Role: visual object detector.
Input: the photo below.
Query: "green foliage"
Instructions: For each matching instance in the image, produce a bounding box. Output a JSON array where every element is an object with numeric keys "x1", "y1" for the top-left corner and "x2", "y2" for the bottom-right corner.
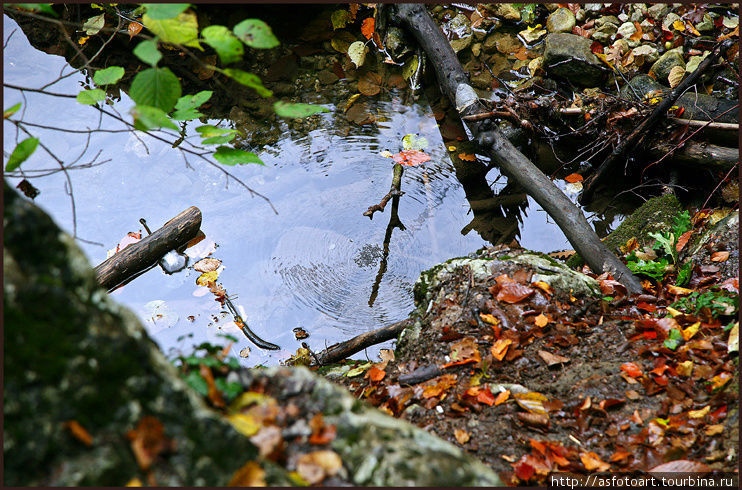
[
  {"x1": 221, "y1": 68, "x2": 273, "y2": 97},
  {"x1": 201, "y1": 25, "x2": 244, "y2": 65},
  {"x1": 5, "y1": 137, "x2": 39, "y2": 171},
  {"x1": 7, "y1": 3, "x2": 57, "y2": 16},
  {"x1": 671, "y1": 290, "x2": 739, "y2": 318},
  {"x1": 76, "y1": 88, "x2": 106, "y2": 105},
  {"x1": 142, "y1": 3, "x2": 190, "y2": 20},
  {"x1": 130, "y1": 105, "x2": 178, "y2": 131},
  {"x1": 518, "y1": 4, "x2": 538, "y2": 25},
  {"x1": 4, "y1": 103, "x2": 22, "y2": 119},
  {"x1": 214, "y1": 146, "x2": 264, "y2": 166},
  {"x1": 663, "y1": 328, "x2": 683, "y2": 350},
  {"x1": 171, "y1": 90, "x2": 212, "y2": 120},
  {"x1": 233, "y1": 19, "x2": 280, "y2": 49},
  {"x1": 129, "y1": 67, "x2": 182, "y2": 112},
  {"x1": 174, "y1": 339, "x2": 243, "y2": 402},
  {"x1": 196, "y1": 125, "x2": 238, "y2": 145},
  {"x1": 82, "y1": 13, "x2": 105, "y2": 35},
  {"x1": 676, "y1": 261, "x2": 693, "y2": 287},
  {"x1": 331, "y1": 9, "x2": 350, "y2": 29},
  {"x1": 626, "y1": 256, "x2": 672, "y2": 281},
  {"x1": 133, "y1": 39, "x2": 162, "y2": 66},
  {"x1": 626, "y1": 210, "x2": 694, "y2": 282},
  {"x1": 93, "y1": 66, "x2": 124, "y2": 85},
  {"x1": 143, "y1": 10, "x2": 201, "y2": 48},
  {"x1": 273, "y1": 101, "x2": 329, "y2": 118}
]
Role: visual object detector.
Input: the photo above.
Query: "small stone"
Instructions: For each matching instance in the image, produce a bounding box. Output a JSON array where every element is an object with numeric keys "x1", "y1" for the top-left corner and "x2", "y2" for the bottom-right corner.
[
  {"x1": 520, "y1": 26, "x2": 547, "y2": 45},
  {"x1": 482, "y1": 33, "x2": 499, "y2": 54},
  {"x1": 632, "y1": 44, "x2": 659, "y2": 64},
  {"x1": 450, "y1": 35, "x2": 473, "y2": 53},
  {"x1": 543, "y1": 33, "x2": 608, "y2": 87},
  {"x1": 617, "y1": 21, "x2": 637, "y2": 39},
  {"x1": 612, "y1": 38, "x2": 630, "y2": 54},
  {"x1": 591, "y1": 23, "x2": 618, "y2": 44},
  {"x1": 318, "y1": 70, "x2": 339, "y2": 85},
  {"x1": 685, "y1": 52, "x2": 710, "y2": 74},
  {"x1": 546, "y1": 8, "x2": 576, "y2": 33},
  {"x1": 575, "y1": 8, "x2": 586, "y2": 22},
  {"x1": 696, "y1": 14, "x2": 714, "y2": 32},
  {"x1": 470, "y1": 69, "x2": 493, "y2": 90},
  {"x1": 595, "y1": 15, "x2": 620, "y2": 27},
  {"x1": 471, "y1": 42, "x2": 482, "y2": 57},
  {"x1": 488, "y1": 3, "x2": 521, "y2": 21},
  {"x1": 583, "y1": 3, "x2": 603, "y2": 15},
  {"x1": 661, "y1": 12, "x2": 682, "y2": 31},
  {"x1": 649, "y1": 48, "x2": 685, "y2": 82},
  {"x1": 618, "y1": 12, "x2": 629, "y2": 22},
  {"x1": 647, "y1": 3, "x2": 670, "y2": 20}
]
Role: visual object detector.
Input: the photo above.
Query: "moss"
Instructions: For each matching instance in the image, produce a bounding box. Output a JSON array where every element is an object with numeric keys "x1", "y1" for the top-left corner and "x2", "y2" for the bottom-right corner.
[{"x1": 567, "y1": 193, "x2": 682, "y2": 268}]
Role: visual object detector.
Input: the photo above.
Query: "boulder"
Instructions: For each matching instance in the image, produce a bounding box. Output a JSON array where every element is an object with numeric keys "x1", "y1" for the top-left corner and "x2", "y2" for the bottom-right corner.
[
  {"x1": 542, "y1": 33, "x2": 609, "y2": 87},
  {"x1": 3, "y1": 182, "x2": 503, "y2": 486}
]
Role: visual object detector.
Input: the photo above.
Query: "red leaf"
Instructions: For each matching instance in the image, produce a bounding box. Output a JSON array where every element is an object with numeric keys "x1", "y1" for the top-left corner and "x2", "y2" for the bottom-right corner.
[
  {"x1": 676, "y1": 230, "x2": 692, "y2": 252},
  {"x1": 636, "y1": 301, "x2": 657, "y2": 312},
  {"x1": 476, "y1": 388, "x2": 496, "y2": 406},
  {"x1": 564, "y1": 173, "x2": 583, "y2": 183},
  {"x1": 496, "y1": 283, "x2": 535, "y2": 303},
  {"x1": 392, "y1": 149, "x2": 431, "y2": 166}
]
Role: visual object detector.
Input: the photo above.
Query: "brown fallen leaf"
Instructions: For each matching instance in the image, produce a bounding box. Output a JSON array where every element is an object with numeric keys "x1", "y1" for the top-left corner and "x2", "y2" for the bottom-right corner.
[
  {"x1": 517, "y1": 412, "x2": 549, "y2": 427},
  {"x1": 581, "y1": 451, "x2": 610, "y2": 471},
  {"x1": 490, "y1": 338, "x2": 512, "y2": 361},
  {"x1": 537, "y1": 349, "x2": 570, "y2": 366},
  {"x1": 497, "y1": 282, "x2": 535, "y2": 303},
  {"x1": 296, "y1": 450, "x2": 343, "y2": 485},
  {"x1": 249, "y1": 425, "x2": 283, "y2": 458},
  {"x1": 711, "y1": 251, "x2": 730, "y2": 262},
  {"x1": 126, "y1": 416, "x2": 173, "y2": 471}
]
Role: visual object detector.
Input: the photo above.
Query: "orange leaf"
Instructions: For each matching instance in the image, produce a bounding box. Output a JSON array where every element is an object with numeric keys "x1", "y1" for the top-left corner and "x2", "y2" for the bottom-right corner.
[
  {"x1": 309, "y1": 424, "x2": 337, "y2": 445},
  {"x1": 580, "y1": 451, "x2": 610, "y2": 471},
  {"x1": 361, "y1": 17, "x2": 375, "y2": 40},
  {"x1": 564, "y1": 173, "x2": 584, "y2": 183},
  {"x1": 534, "y1": 313, "x2": 549, "y2": 327},
  {"x1": 128, "y1": 21, "x2": 143, "y2": 38},
  {"x1": 494, "y1": 389, "x2": 510, "y2": 405},
  {"x1": 476, "y1": 387, "x2": 496, "y2": 406},
  {"x1": 610, "y1": 451, "x2": 632, "y2": 462},
  {"x1": 126, "y1": 416, "x2": 172, "y2": 471},
  {"x1": 620, "y1": 362, "x2": 643, "y2": 378},
  {"x1": 367, "y1": 366, "x2": 386, "y2": 382},
  {"x1": 676, "y1": 230, "x2": 692, "y2": 252},
  {"x1": 454, "y1": 428, "x2": 470, "y2": 444},
  {"x1": 629, "y1": 21, "x2": 643, "y2": 41},
  {"x1": 422, "y1": 374, "x2": 457, "y2": 399},
  {"x1": 200, "y1": 364, "x2": 225, "y2": 408},
  {"x1": 497, "y1": 282, "x2": 535, "y2": 303},
  {"x1": 711, "y1": 251, "x2": 729, "y2": 262},
  {"x1": 441, "y1": 358, "x2": 477, "y2": 369},
  {"x1": 392, "y1": 149, "x2": 431, "y2": 166},
  {"x1": 533, "y1": 281, "x2": 553, "y2": 295},
  {"x1": 458, "y1": 153, "x2": 476, "y2": 161},
  {"x1": 63, "y1": 420, "x2": 93, "y2": 446},
  {"x1": 491, "y1": 339, "x2": 512, "y2": 361}
]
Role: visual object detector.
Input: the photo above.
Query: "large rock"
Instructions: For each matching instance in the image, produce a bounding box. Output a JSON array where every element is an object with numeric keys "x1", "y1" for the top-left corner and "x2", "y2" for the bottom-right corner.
[
  {"x1": 546, "y1": 7, "x2": 576, "y2": 33},
  {"x1": 649, "y1": 48, "x2": 685, "y2": 82},
  {"x1": 3, "y1": 182, "x2": 502, "y2": 486},
  {"x1": 542, "y1": 33, "x2": 609, "y2": 87}
]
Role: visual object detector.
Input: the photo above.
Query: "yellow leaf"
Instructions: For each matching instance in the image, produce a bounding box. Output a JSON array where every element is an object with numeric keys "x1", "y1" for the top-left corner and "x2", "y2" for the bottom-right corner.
[
  {"x1": 668, "y1": 65, "x2": 685, "y2": 88},
  {"x1": 229, "y1": 460, "x2": 267, "y2": 486},
  {"x1": 676, "y1": 360, "x2": 693, "y2": 377},
  {"x1": 126, "y1": 478, "x2": 143, "y2": 487},
  {"x1": 667, "y1": 284, "x2": 694, "y2": 295},
  {"x1": 78, "y1": 36, "x2": 90, "y2": 45},
  {"x1": 688, "y1": 406, "x2": 710, "y2": 419},
  {"x1": 710, "y1": 372, "x2": 732, "y2": 390},
  {"x1": 666, "y1": 307, "x2": 682, "y2": 317},
  {"x1": 681, "y1": 321, "x2": 700, "y2": 340},
  {"x1": 344, "y1": 93, "x2": 361, "y2": 113},
  {"x1": 226, "y1": 413, "x2": 261, "y2": 437},
  {"x1": 672, "y1": 20, "x2": 686, "y2": 31},
  {"x1": 196, "y1": 270, "x2": 218, "y2": 286},
  {"x1": 705, "y1": 424, "x2": 724, "y2": 436},
  {"x1": 454, "y1": 428, "x2": 470, "y2": 444},
  {"x1": 534, "y1": 313, "x2": 549, "y2": 328},
  {"x1": 479, "y1": 313, "x2": 499, "y2": 325},
  {"x1": 229, "y1": 391, "x2": 274, "y2": 412},
  {"x1": 513, "y1": 392, "x2": 548, "y2": 415},
  {"x1": 490, "y1": 339, "x2": 512, "y2": 361}
]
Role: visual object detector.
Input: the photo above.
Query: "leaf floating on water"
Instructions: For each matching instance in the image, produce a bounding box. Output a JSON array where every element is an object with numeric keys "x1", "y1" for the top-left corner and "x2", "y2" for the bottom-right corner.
[
  {"x1": 401, "y1": 133, "x2": 428, "y2": 151},
  {"x1": 196, "y1": 270, "x2": 219, "y2": 286},
  {"x1": 564, "y1": 173, "x2": 583, "y2": 183},
  {"x1": 193, "y1": 257, "x2": 221, "y2": 273},
  {"x1": 391, "y1": 149, "x2": 431, "y2": 166},
  {"x1": 239, "y1": 347, "x2": 250, "y2": 358}
]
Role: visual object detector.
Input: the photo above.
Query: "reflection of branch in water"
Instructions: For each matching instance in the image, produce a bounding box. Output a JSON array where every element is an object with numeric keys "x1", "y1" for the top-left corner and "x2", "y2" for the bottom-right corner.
[{"x1": 368, "y1": 164, "x2": 406, "y2": 307}]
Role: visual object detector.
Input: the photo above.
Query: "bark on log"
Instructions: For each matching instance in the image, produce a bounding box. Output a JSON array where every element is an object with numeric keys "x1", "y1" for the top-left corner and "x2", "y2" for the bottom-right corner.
[
  {"x1": 580, "y1": 39, "x2": 734, "y2": 203},
  {"x1": 649, "y1": 141, "x2": 739, "y2": 171},
  {"x1": 94, "y1": 206, "x2": 202, "y2": 291},
  {"x1": 312, "y1": 319, "x2": 411, "y2": 366},
  {"x1": 391, "y1": 4, "x2": 643, "y2": 294}
]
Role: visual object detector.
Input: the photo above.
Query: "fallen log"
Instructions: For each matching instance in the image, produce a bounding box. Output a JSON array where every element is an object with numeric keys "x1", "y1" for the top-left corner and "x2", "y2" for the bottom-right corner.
[
  {"x1": 580, "y1": 39, "x2": 734, "y2": 203},
  {"x1": 391, "y1": 4, "x2": 642, "y2": 294},
  {"x1": 312, "y1": 319, "x2": 411, "y2": 366},
  {"x1": 94, "y1": 206, "x2": 202, "y2": 291},
  {"x1": 649, "y1": 141, "x2": 739, "y2": 172}
]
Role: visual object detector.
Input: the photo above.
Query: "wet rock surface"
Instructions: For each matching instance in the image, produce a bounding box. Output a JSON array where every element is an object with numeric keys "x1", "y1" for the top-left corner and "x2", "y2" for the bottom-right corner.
[{"x1": 542, "y1": 33, "x2": 609, "y2": 87}]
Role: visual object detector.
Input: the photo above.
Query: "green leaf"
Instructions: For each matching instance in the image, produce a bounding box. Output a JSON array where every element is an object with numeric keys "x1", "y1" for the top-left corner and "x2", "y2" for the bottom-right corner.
[
  {"x1": 5, "y1": 137, "x2": 39, "y2": 171},
  {"x1": 4, "y1": 103, "x2": 22, "y2": 119},
  {"x1": 519, "y1": 4, "x2": 537, "y2": 25},
  {"x1": 649, "y1": 231, "x2": 676, "y2": 262},
  {"x1": 330, "y1": 9, "x2": 350, "y2": 30},
  {"x1": 626, "y1": 257, "x2": 672, "y2": 281},
  {"x1": 222, "y1": 68, "x2": 272, "y2": 97},
  {"x1": 7, "y1": 3, "x2": 57, "y2": 17},
  {"x1": 183, "y1": 371, "x2": 209, "y2": 396},
  {"x1": 213, "y1": 146, "x2": 263, "y2": 166},
  {"x1": 83, "y1": 13, "x2": 105, "y2": 35},
  {"x1": 142, "y1": 11, "x2": 201, "y2": 49},
  {"x1": 195, "y1": 125, "x2": 235, "y2": 137},
  {"x1": 93, "y1": 66, "x2": 124, "y2": 86},
  {"x1": 143, "y1": 3, "x2": 190, "y2": 20},
  {"x1": 273, "y1": 101, "x2": 329, "y2": 118},
  {"x1": 672, "y1": 210, "x2": 691, "y2": 237},
  {"x1": 175, "y1": 91, "x2": 212, "y2": 110},
  {"x1": 170, "y1": 108, "x2": 202, "y2": 121},
  {"x1": 233, "y1": 19, "x2": 279, "y2": 49},
  {"x1": 129, "y1": 67, "x2": 182, "y2": 112},
  {"x1": 133, "y1": 39, "x2": 162, "y2": 66},
  {"x1": 402, "y1": 133, "x2": 429, "y2": 151},
  {"x1": 201, "y1": 25, "x2": 244, "y2": 65},
  {"x1": 676, "y1": 261, "x2": 693, "y2": 287},
  {"x1": 663, "y1": 328, "x2": 683, "y2": 350},
  {"x1": 202, "y1": 134, "x2": 236, "y2": 145},
  {"x1": 130, "y1": 104, "x2": 178, "y2": 131},
  {"x1": 76, "y1": 88, "x2": 106, "y2": 105}
]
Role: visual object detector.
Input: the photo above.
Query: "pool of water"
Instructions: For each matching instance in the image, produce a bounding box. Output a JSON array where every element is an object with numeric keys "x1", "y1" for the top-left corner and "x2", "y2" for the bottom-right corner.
[{"x1": 4, "y1": 14, "x2": 581, "y2": 365}]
